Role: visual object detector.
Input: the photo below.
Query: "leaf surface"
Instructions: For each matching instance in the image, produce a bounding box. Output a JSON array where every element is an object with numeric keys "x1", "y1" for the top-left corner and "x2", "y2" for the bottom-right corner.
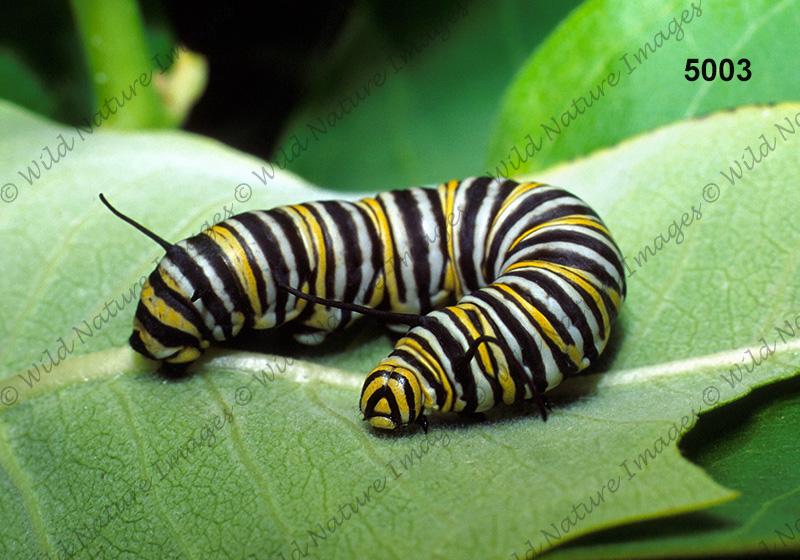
[{"x1": 488, "y1": 0, "x2": 800, "y2": 175}]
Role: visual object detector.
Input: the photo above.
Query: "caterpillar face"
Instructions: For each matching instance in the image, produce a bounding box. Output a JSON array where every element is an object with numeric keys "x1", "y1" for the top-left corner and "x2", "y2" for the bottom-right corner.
[
  {"x1": 360, "y1": 365, "x2": 426, "y2": 430},
  {"x1": 129, "y1": 244, "x2": 246, "y2": 367}
]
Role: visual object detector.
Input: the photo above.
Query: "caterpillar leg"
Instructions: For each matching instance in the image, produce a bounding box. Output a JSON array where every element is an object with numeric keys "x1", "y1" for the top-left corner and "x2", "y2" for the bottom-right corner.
[
  {"x1": 457, "y1": 411, "x2": 488, "y2": 424},
  {"x1": 158, "y1": 361, "x2": 192, "y2": 379},
  {"x1": 415, "y1": 413, "x2": 429, "y2": 434}
]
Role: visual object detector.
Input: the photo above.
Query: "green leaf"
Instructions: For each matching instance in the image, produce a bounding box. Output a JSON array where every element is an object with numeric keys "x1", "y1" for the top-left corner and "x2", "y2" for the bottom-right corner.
[
  {"x1": 2, "y1": 100, "x2": 800, "y2": 559},
  {"x1": 488, "y1": 0, "x2": 800, "y2": 175},
  {"x1": 0, "y1": 48, "x2": 56, "y2": 118},
  {"x1": 544, "y1": 376, "x2": 800, "y2": 559}
]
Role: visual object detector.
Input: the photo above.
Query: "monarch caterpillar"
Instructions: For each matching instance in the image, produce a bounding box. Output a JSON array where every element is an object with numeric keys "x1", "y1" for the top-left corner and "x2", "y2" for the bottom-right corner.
[{"x1": 100, "y1": 177, "x2": 625, "y2": 431}]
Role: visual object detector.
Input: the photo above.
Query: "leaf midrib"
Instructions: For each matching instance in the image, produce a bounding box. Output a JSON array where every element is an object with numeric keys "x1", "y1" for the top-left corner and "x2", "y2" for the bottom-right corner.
[{"x1": 3, "y1": 334, "x2": 800, "y2": 417}]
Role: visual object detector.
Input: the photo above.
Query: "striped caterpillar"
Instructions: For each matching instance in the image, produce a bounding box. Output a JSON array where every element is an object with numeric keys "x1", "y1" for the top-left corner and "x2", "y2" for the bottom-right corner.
[{"x1": 101, "y1": 177, "x2": 626, "y2": 431}]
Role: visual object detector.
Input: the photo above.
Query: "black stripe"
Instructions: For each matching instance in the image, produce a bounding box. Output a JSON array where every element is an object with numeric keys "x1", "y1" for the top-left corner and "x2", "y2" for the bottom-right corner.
[
  {"x1": 437, "y1": 307, "x2": 503, "y2": 413},
  {"x1": 446, "y1": 300, "x2": 531, "y2": 405},
  {"x1": 378, "y1": 191, "x2": 411, "y2": 304},
  {"x1": 165, "y1": 243, "x2": 234, "y2": 339},
  {"x1": 312, "y1": 201, "x2": 364, "y2": 326},
  {"x1": 222, "y1": 215, "x2": 270, "y2": 320},
  {"x1": 485, "y1": 190, "x2": 593, "y2": 268},
  {"x1": 504, "y1": 271, "x2": 600, "y2": 364},
  {"x1": 215, "y1": 220, "x2": 268, "y2": 327},
  {"x1": 186, "y1": 233, "x2": 251, "y2": 335},
  {"x1": 352, "y1": 202, "x2": 385, "y2": 304},
  {"x1": 148, "y1": 268, "x2": 212, "y2": 340},
  {"x1": 265, "y1": 209, "x2": 314, "y2": 324},
  {"x1": 457, "y1": 178, "x2": 495, "y2": 292},
  {"x1": 396, "y1": 369, "x2": 418, "y2": 423},
  {"x1": 363, "y1": 373, "x2": 404, "y2": 427},
  {"x1": 469, "y1": 288, "x2": 551, "y2": 392},
  {"x1": 301, "y1": 203, "x2": 337, "y2": 301},
  {"x1": 392, "y1": 344, "x2": 446, "y2": 408},
  {"x1": 495, "y1": 283, "x2": 581, "y2": 378},
  {"x1": 509, "y1": 227, "x2": 623, "y2": 289},
  {"x1": 133, "y1": 300, "x2": 202, "y2": 351},
  {"x1": 397, "y1": 189, "x2": 434, "y2": 311}
]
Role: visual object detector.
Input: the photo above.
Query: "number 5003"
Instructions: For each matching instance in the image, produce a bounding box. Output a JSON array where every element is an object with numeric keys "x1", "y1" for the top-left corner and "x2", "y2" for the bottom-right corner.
[{"x1": 685, "y1": 58, "x2": 751, "y2": 81}]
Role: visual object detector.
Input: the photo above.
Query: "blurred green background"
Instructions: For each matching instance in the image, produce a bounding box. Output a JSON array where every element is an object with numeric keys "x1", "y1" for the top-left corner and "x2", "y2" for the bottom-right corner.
[
  {"x1": 0, "y1": 0, "x2": 584, "y2": 189},
  {"x1": 4, "y1": 0, "x2": 795, "y2": 194}
]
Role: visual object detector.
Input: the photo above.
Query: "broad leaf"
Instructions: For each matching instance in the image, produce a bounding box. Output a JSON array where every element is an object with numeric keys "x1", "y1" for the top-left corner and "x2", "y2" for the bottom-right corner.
[
  {"x1": 545, "y1": 375, "x2": 800, "y2": 559},
  {"x1": 488, "y1": 0, "x2": 800, "y2": 175},
  {"x1": 1, "y1": 101, "x2": 799, "y2": 559}
]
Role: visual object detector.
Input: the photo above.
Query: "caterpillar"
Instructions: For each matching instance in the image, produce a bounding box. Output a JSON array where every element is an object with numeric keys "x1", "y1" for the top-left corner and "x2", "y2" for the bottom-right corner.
[{"x1": 100, "y1": 177, "x2": 626, "y2": 431}]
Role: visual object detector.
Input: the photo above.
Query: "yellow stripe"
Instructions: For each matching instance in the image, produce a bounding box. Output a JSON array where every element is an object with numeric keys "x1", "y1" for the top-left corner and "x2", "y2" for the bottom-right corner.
[
  {"x1": 373, "y1": 359, "x2": 436, "y2": 409},
  {"x1": 509, "y1": 216, "x2": 609, "y2": 251},
  {"x1": 551, "y1": 263, "x2": 621, "y2": 314},
  {"x1": 288, "y1": 205, "x2": 327, "y2": 297},
  {"x1": 503, "y1": 261, "x2": 621, "y2": 310},
  {"x1": 449, "y1": 306, "x2": 494, "y2": 410},
  {"x1": 134, "y1": 318, "x2": 169, "y2": 355},
  {"x1": 157, "y1": 267, "x2": 183, "y2": 295},
  {"x1": 133, "y1": 319, "x2": 201, "y2": 364},
  {"x1": 400, "y1": 337, "x2": 455, "y2": 411},
  {"x1": 444, "y1": 179, "x2": 459, "y2": 215},
  {"x1": 441, "y1": 180, "x2": 463, "y2": 298},
  {"x1": 387, "y1": 376, "x2": 414, "y2": 423},
  {"x1": 449, "y1": 306, "x2": 492, "y2": 371},
  {"x1": 494, "y1": 283, "x2": 583, "y2": 367},
  {"x1": 450, "y1": 304, "x2": 517, "y2": 404},
  {"x1": 140, "y1": 282, "x2": 204, "y2": 341},
  {"x1": 351, "y1": 200, "x2": 384, "y2": 310},
  {"x1": 281, "y1": 205, "x2": 332, "y2": 325},
  {"x1": 475, "y1": 308, "x2": 516, "y2": 403},
  {"x1": 168, "y1": 347, "x2": 202, "y2": 364},
  {"x1": 359, "y1": 197, "x2": 397, "y2": 307},
  {"x1": 482, "y1": 181, "x2": 543, "y2": 282},
  {"x1": 491, "y1": 182, "x2": 544, "y2": 230},
  {"x1": 204, "y1": 226, "x2": 262, "y2": 318},
  {"x1": 503, "y1": 260, "x2": 619, "y2": 337}
]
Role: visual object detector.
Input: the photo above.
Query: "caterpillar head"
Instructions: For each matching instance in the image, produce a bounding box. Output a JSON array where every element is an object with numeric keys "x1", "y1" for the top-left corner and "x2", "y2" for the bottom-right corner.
[
  {"x1": 129, "y1": 261, "x2": 205, "y2": 369},
  {"x1": 129, "y1": 244, "x2": 249, "y2": 372},
  {"x1": 98, "y1": 195, "x2": 243, "y2": 372},
  {"x1": 360, "y1": 365, "x2": 426, "y2": 431}
]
